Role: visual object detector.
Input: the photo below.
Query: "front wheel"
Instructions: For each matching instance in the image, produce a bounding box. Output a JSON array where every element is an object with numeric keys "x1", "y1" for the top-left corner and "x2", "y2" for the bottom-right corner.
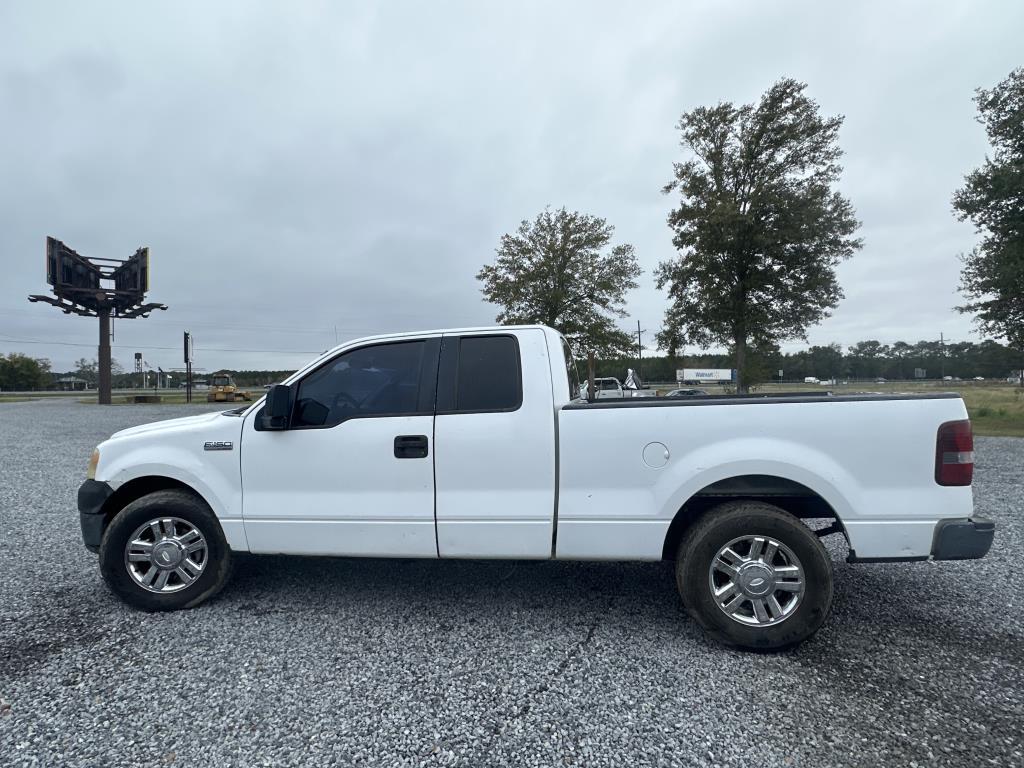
[
  {"x1": 99, "y1": 490, "x2": 233, "y2": 611},
  {"x1": 676, "y1": 501, "x2": 833, "y2": 651}
]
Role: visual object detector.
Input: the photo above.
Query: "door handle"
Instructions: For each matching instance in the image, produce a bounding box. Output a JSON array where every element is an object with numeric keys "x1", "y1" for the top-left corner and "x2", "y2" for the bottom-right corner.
[{"x1": 394, "y1": 434, "x2": 429, "y2": 459}]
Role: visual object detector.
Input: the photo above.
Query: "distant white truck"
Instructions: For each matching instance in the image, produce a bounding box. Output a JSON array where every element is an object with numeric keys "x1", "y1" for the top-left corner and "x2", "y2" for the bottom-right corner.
[
  {"x1": 78, "y1": 325, "x2": 994, "y2": 651},
  {"x1": 578, "y1": 377, "x2": 656, "y2": 399},
  {"x1": 590, "y1": 376, "x2": 624, "y2": 399}
]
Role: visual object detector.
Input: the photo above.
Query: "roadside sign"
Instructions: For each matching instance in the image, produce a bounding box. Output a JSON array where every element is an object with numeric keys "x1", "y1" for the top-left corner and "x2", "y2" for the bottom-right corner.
[{"x1": 677, "y1": 368, "x2": 736, "y2": 383}]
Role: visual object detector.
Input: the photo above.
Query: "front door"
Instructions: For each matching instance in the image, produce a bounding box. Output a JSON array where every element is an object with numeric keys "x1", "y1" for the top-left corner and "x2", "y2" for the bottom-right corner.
[{"x1": 241, "y1": 337, "x2": 440, "y2": 557}]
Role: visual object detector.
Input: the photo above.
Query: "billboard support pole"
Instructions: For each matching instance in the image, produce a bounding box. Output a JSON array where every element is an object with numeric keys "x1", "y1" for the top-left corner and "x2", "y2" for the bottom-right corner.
[{"x1": 98, "y1": 307, "x2": 112, "y2": 405}]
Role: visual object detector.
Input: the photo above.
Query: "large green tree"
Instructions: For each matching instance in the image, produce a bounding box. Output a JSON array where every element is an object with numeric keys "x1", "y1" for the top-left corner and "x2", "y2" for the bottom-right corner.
[
  {"x1": 656, "y1": 78, "x2": 862, "y2": 391},
  {"x1": 477, "y1": 207, "x2": 641, "y2": 356},
  {"x1": 0, "y1": 353, "x2": 52, "y2": 390},
  {"x1": 953, "y1": 67, "x2": 1024, "y2": 384}
]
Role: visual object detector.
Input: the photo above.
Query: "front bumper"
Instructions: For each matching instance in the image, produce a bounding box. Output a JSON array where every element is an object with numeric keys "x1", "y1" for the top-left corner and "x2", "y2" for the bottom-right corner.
[
  {"x1": 931, "y1": 517, "x2": 995, "y2": 561},
  {"x1": 78, "y1": 479, "x2": 114, "y2": 553}
]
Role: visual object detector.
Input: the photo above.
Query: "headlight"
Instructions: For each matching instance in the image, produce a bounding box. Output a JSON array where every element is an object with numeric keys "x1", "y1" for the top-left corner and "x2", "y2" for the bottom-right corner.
[{"x1": 87, "y1": 449, "x2": 100, "y2": 480}]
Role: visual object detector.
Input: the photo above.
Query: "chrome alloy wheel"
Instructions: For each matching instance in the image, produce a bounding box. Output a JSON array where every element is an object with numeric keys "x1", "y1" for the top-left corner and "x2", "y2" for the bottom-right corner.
[
  {"x1": 124, "y1": 517, "x2": 208, "y2": 593},
  {"x1": 708, "y1": 535, "x2": 805, "y2": 626}
]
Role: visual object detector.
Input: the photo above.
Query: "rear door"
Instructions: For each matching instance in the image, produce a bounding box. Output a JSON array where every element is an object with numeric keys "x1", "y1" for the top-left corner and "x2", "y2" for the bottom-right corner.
[{"x1": 433, "y1": 329, "x2": 557, "y2": 558}]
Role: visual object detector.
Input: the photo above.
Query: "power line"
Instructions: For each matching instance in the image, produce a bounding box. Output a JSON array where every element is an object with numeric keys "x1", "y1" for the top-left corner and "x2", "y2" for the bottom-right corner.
[
  {"x1": 0, "y1": 334, "x2": 319, "y2": 356},
  {"x1": 0, "y1": 310, "x2": 372, "y2": 338}
]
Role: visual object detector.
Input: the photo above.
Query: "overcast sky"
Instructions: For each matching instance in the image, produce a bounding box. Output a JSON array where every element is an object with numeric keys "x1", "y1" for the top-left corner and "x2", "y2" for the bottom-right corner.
[{"x1": 2, "y1": 1, "x2": 1021, "y2": 373}]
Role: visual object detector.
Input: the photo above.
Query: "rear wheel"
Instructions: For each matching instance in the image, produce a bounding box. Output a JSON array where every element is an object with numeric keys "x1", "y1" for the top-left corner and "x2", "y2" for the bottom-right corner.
[
  {"x1": 676, "y1": 501, "x2": 833, "y2": 651},
  {"x1": 99, "y1": 490, "x2": 233, "y2": 611}
]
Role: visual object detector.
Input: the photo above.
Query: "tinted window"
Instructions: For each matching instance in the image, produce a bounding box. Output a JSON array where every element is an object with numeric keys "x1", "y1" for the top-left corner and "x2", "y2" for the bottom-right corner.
[
  {"x1": 455, "y1": 335, "x2": 521, "y2": 412},
  {"x1": 292, "y1": 341, "x2": 426, "y2": 427}
]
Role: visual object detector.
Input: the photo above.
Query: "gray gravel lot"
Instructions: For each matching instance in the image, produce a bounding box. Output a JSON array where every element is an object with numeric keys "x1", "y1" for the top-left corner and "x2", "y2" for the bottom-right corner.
[{"x1": 1, "y1": 398, "x2": 1022, "y2": 767}]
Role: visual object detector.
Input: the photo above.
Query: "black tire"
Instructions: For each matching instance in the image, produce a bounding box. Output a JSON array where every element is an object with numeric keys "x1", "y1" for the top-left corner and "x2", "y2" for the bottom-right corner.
[
  {"x1": 99, "y1": 489, "x2": 234, "y2": 612},
  {"x1": 676, "y1": 500, "x2": 833, "y2": 651}
]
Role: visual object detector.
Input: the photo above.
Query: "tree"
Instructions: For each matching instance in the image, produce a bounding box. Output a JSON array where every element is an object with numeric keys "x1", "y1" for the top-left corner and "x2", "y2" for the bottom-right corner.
[
  {"x1": 74, "y1": 357, "x2": 98, "y2": 385},
  {"x1": 889, "y1": 341, "x2": 914, "y2": 379},
  {"x1": 806, "y1": 344, "x2": 844, "y2": 381},
  {"x1": 0, "y1": 353, "x2": 52, "y2": 390},
  {"x1": 656, "y1": 78, "x2": 862, "y2": 391},
  {"x1": 477, "y1": 207, "x2": 641, "y2": 357},
  {"x1": 953, "y1": 68, "x2": 1024, "y2": 385},
  {"x1": 73, "y1": 357, "x2": 123, "y2": 385},
  {"x1": 847, "y1": 340, "x2": 890, "y2": 379},
  {"x1": 731, "y1": 341, "x2": 781, "y2": 389}
]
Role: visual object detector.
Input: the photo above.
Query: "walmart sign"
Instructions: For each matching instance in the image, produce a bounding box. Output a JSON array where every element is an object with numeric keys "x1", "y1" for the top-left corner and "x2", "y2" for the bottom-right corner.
[{"x1": 677, "y1": 368, "x2": 736, "y2": 383}]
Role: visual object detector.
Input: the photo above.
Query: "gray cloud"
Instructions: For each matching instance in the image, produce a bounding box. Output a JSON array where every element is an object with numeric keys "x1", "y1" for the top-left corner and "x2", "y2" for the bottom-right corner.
[{"x1": 1, "y1": 1, "x2": 1021, "y2": 372}]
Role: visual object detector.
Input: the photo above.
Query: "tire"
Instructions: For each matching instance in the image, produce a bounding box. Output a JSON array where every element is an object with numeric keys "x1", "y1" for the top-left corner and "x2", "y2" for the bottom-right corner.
[
  {"x1": 99, "y1": 490, "x2": 234, "y2": 612},
  {"x1": 676, "y1": 500, "x2": 833, "y2": 651}
]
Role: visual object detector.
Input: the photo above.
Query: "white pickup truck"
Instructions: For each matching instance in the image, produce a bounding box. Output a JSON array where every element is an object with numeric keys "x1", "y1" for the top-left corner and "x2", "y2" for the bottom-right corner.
[
  {"x1": 580, "y1": 376, "x2": 625, "y2": 399},
  {"x1": 78, "y1": 325, "x2": 994, "y2": 650}
]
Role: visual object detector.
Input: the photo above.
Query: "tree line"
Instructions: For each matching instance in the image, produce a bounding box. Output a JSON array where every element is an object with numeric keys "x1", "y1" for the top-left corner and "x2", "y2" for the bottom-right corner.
[
  {"x1": 0, "y1": 355, "x2": 298, "y2": 391},
  {"x1": 478, "y1": 70, "x2": 1024, "y2": 390},
  {"x1": 3, "y1": 338, "x2": 1019, "y2": 392},
  {"x1": 596, "y1": 338, "x2": 1022, "y2": 384}
]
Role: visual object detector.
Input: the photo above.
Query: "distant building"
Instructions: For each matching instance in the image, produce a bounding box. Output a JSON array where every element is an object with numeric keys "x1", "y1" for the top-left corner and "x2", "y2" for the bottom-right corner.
[{"x1": 56, "y1": 376, "x2": 89, "y2": 391}]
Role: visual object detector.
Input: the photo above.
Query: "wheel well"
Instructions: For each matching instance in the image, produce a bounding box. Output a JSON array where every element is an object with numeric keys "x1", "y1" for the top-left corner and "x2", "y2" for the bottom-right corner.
[
  {"x1": 100, "y1": 476, "x2": 206, "y2": 527},
  {"x1": 661, "y1": 474, "x2": 842, "y2": 560}
]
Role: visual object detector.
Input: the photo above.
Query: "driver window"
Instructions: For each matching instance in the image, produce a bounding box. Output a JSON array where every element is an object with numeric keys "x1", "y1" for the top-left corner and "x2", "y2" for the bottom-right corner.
[{"x1": 292, "y1": 341, "x2": 426, "y2": 428}]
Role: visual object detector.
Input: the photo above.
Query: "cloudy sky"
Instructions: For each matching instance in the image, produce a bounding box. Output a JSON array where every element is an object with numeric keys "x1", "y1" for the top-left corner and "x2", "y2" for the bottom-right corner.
[{"x1": 1, "y1": 1, "x2": 1021, "y2": 373}]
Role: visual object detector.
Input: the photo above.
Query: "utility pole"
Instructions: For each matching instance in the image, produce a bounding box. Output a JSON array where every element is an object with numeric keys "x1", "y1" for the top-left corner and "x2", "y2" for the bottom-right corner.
[
  {"x1": 940, "y1": 332, "x2": 945, "y2": 379},
  {"x1": 184, "y1": 331, "x2": 194, "y2": 404}
]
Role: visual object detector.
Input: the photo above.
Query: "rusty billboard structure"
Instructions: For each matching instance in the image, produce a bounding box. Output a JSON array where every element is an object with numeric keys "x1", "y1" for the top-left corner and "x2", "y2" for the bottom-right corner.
[{"x1": 28, "y1": 236, "x2": 167, "y2": 404}]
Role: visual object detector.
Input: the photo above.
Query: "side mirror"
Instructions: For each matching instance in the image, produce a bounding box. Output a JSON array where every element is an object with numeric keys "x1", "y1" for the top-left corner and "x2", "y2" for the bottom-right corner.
[{"x1": 261, "y1": 384, "x2": 292, "y2": 430}]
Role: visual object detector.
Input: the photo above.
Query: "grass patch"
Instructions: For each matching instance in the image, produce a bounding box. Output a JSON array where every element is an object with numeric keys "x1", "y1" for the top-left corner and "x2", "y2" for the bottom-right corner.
[
  {"x1": 957, "y1": 386, "x2": 1024, "y2": 437},
  {"x1": 660, "y1": 381, "x2": 1024, "y2": 438}
]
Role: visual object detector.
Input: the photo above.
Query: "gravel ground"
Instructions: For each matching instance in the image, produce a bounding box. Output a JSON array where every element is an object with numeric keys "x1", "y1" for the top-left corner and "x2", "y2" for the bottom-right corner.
[{"x1": 1, "y1": 399, "x2": 1021, "y2": 768}]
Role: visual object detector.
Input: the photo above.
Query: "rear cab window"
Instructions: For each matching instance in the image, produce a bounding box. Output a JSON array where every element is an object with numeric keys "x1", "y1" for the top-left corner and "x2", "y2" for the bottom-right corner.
[{"x1": 437, "y1": 334, "x2": 522, "y2": 413}]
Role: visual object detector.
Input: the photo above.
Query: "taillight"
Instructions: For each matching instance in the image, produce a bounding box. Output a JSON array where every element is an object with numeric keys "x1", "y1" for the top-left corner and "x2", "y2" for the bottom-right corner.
[{"x1": 935, "y1": 420, "x2": 974, "y2": 486}]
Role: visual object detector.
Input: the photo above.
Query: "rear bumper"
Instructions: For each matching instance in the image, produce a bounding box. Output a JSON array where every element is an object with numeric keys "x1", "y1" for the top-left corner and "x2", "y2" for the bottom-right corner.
[
  {"x1": 847, "y1": 517, "x2": 995, "y2": 563},
  {"x1": 78, "y1": 479, "x2": 114, "y2": 553},
  {"x1": 931, "y1": 517, "x2": 995, "y2": 561}
]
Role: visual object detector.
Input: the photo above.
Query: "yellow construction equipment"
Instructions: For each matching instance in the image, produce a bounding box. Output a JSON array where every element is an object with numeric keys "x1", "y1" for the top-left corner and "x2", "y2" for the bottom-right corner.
[{"x1": 206, "y1": 372, "x2": 252, "y2": 403}]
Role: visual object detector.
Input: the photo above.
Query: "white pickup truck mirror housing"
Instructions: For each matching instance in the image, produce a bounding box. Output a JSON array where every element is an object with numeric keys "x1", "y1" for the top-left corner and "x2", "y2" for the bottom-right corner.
[{"x1": 261, "y1": 384, "x2": 292, "y2": 430}]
